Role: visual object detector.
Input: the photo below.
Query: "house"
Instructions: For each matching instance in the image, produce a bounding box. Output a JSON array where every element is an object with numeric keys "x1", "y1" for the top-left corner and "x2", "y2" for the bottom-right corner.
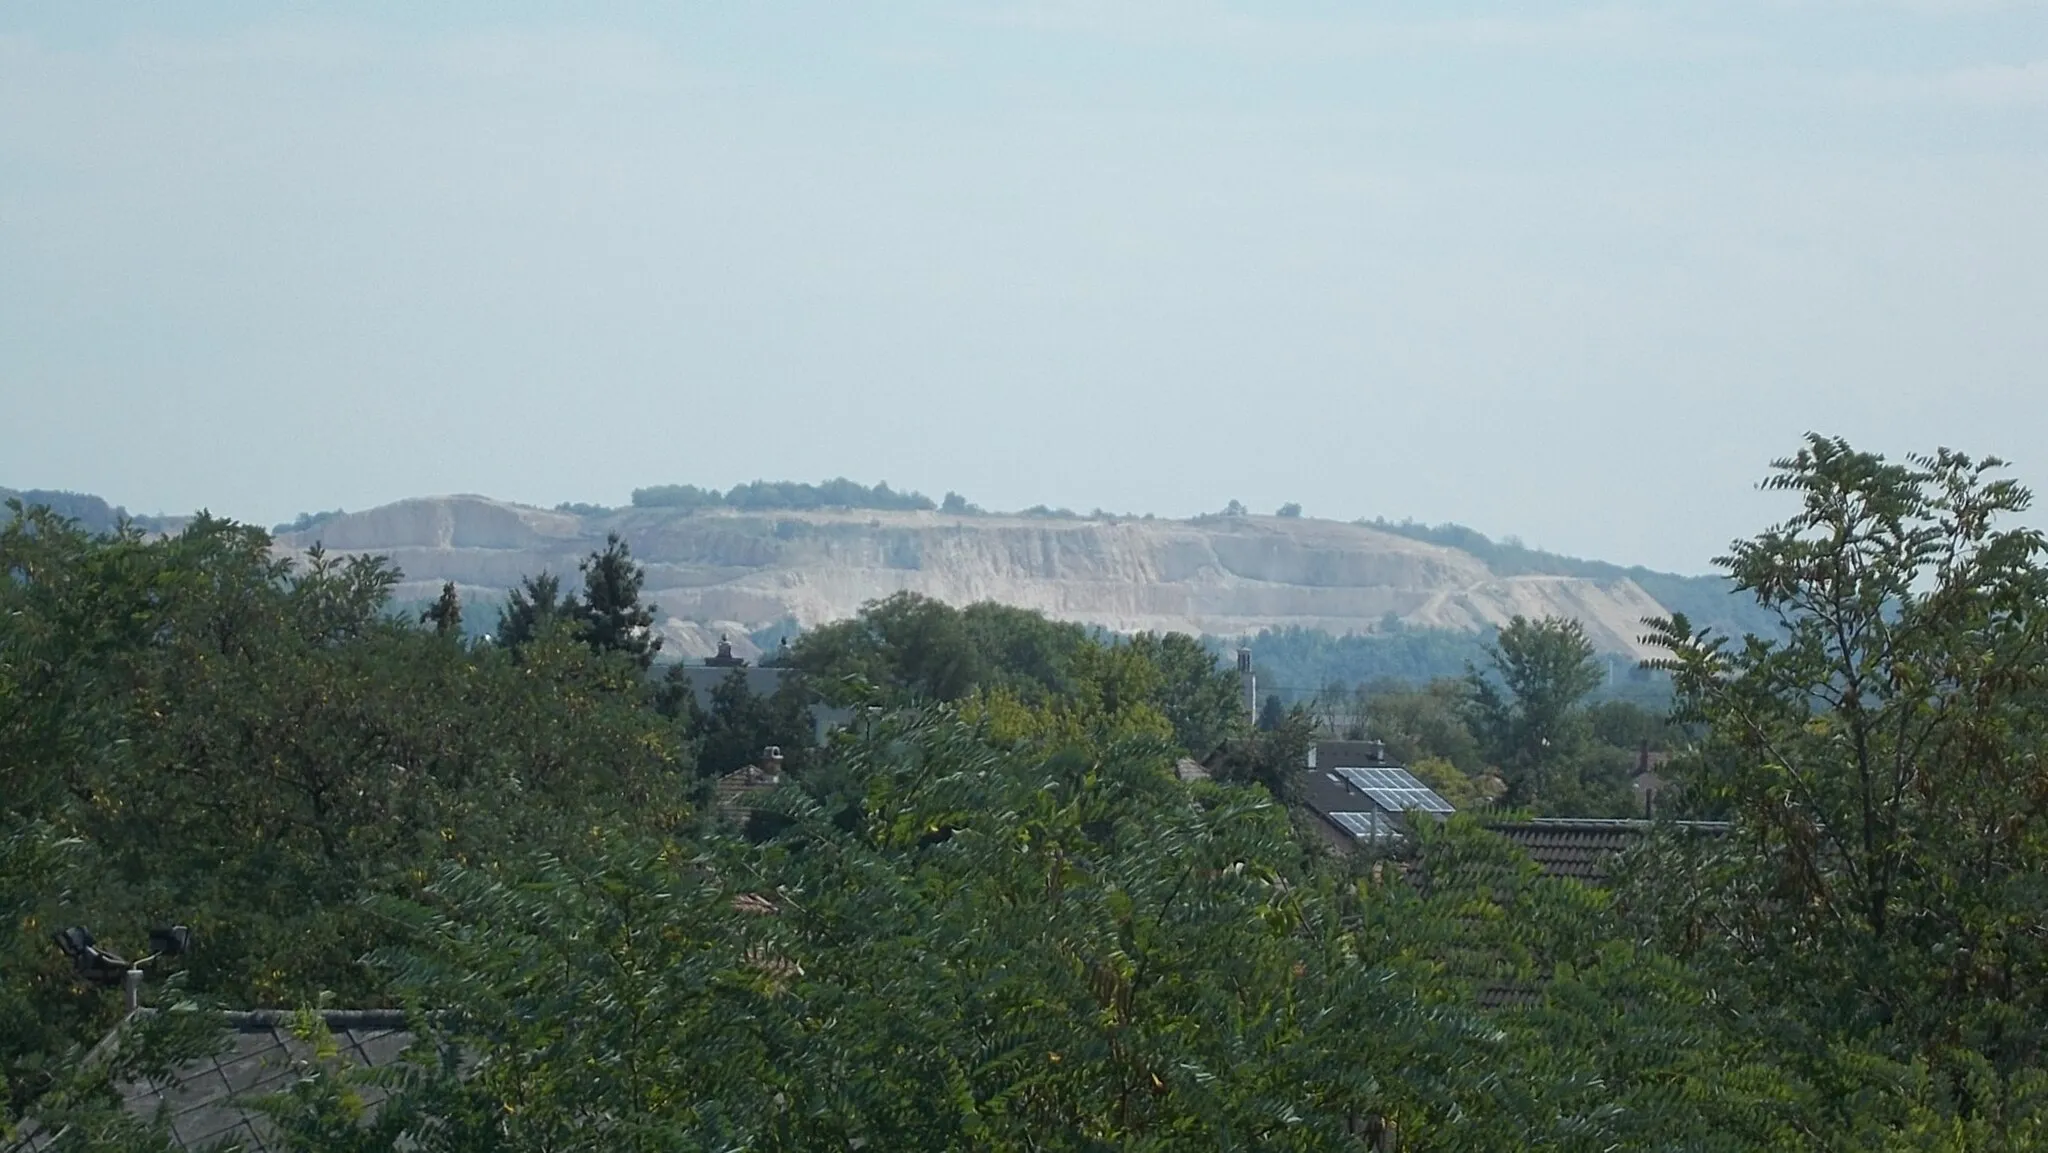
[
  {"x1": 716, "y1": 746, "x2": 787, "y2": 821},
  {"x1": 7, "y1": 1009, "x2": 414, "y2": 1153},
  {"x1": 1296, "y1": 740, "x2": 1455, "y2": 852},
  {"x1": 668, "y1": 647, "x2": 854, "y2": 745},
  {"x1": 1484, "y1": 817, "x2": 1728, "y2": 885}
]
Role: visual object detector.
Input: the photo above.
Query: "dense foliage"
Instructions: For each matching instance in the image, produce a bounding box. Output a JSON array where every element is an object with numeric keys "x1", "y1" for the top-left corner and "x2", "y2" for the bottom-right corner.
[
  {"x1": 1642, "y1": 437, "x2": 2048, "y2": 1144},
  {"x1": 0, "y1": 506, "x2": 692, "y2": 1127},
  {"x1": 8, "y1": 434, "x2": 2048, "y2": 1150}
]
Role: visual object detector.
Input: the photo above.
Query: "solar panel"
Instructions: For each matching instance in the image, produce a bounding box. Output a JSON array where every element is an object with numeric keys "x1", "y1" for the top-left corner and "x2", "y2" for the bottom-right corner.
[
  {"x1": 1335, "y1": 766, "x2": 1455, "y2": 814},
  {"x1": 1328, "y1": 811, "x2": 1403, "y2": 840}
]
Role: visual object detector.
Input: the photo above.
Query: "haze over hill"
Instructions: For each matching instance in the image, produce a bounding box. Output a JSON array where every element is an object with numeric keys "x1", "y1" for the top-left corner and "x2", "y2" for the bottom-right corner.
[{"x1": 260, "y1": 492, "x2": 1735, "y2": 663}]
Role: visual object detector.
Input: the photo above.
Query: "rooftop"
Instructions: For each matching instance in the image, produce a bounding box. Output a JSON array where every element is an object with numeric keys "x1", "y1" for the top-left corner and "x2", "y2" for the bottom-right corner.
[
  {"x1": 8, "y1": 1010, "x2": 413, "y2": 1153},
  {"x1": 1295, "y1": 757, "x2": 1454, "y2": 848},
  {"x1": 1484, "y1": 818, "x2": 1729, "y2": 884}
]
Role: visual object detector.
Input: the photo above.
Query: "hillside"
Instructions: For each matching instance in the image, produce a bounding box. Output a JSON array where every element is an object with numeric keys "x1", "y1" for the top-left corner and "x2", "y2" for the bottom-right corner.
[
  {"x1": 0, "y1": 487, "x2": 180, "y2": 536},
  {"x1": 269, "y1": 496, "x2": 1683, "y2": 662}
]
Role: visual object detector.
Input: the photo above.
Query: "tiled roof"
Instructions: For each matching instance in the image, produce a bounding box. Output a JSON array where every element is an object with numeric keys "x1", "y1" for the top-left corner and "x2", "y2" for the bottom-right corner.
[
  {"x1": 8, "y1": 1010, "x2": 412, "y2": 1153},
  {"x1": 1485, "y1": 819, "x2": 1728, "y2": 884},
  {"x1": 715, "y1": 764, "x2": 784, "y2": 814}
]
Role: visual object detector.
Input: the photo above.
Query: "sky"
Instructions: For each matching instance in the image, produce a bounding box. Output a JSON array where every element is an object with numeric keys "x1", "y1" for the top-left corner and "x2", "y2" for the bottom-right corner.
[{"x1": 2, "y1": 2, "x2": 2044, "y2": 574}]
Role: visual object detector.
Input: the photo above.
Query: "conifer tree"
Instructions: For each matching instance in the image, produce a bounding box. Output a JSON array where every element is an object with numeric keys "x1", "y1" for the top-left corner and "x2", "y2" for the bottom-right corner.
[
  {"x1": 496, "y1": 571, "x2": 567, "y2": 650},
  {"x1": 420, "y1": 580, "x2": 463, "y2": 636},
  {"x1": 576, "y1": 533, "x2": 661, "y2": 668}
]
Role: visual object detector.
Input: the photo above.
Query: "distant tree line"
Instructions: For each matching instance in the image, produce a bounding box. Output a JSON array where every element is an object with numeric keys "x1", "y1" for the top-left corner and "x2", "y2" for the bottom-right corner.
[
  {"x1": 272, "y1": 508, "x2": 346, "y2": 535},
  {"x1": 631, "y1": 478, "x2": 938, "y2": 513},
  {"x1": 0, "y1": 488, "x2": 173, "y2": 536},
  {"x1": 1231, "y1": 622, "x2": 1499, "y2": 688}
]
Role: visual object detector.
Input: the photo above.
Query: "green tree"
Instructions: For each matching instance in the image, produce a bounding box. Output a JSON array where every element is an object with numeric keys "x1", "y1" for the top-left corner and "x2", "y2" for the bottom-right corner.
[
  {"x1": 0, "y1": 505, "x2": 694, "y2": 1119},
  {"x1": 420, "y1": 580, "x2": 463, "y2": 637},
  {"x1": 958, "y1": 601, "x2": 1088, "y2": 703},
  {"x1": 1648, "y1": 435, "x2": 2048, "y2": 1138},
  {"x1": 495, "y1": 572, "x2": 568, "y2": 650},
  {"x1": 688, "y1": 668, "x2": 816, "y2": 780},
  {"x1": 1358, "y1": 678, "x2": 1488, "y2": 776},
  {"x1": 1465, "y1": 616, "x2": 1603, "y2": 810},
  {"x1": 1208, "y1": 702, "x2": 1317, "y2": 802},
  {"x1": 789, "y1": 593, "x2": 984, "y2": 705},
  {"x1": 1124, "y1": 631, "x2": 1243, "y2": 756},
  {"x1": 575, "y1": 533, "x2": 661, "y2": 668},
  {"x1": 335, "y1": 711, "x2": 1511, "y2": 1151}
]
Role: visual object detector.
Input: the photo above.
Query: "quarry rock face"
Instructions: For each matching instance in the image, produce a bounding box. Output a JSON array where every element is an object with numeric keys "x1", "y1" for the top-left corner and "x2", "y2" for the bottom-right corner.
[{"x1": 277, "y1": 498, "x2": 1671, "y2": 660}]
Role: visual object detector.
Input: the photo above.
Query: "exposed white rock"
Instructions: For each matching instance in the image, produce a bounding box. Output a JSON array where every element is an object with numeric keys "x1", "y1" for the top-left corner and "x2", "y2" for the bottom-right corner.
[{"x1": 277, "y1": 498, "x2": 1671, "y2": 659}]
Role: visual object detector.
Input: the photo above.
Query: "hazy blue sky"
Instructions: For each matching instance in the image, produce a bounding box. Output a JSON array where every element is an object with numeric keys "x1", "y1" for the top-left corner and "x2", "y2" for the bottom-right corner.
[{"x1": 3, "y1": 2, "x2": 2044, "y2": 572}]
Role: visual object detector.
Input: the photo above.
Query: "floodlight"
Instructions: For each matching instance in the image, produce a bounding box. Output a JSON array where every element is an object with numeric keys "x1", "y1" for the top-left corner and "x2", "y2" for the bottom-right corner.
[
  {"x1": 148, "y1": 925, "x2": 192, "y2": 957},
  {"x1": 53, "y1": 926, "x2": 94, "y2": 959},
  {"x1": 53, "y1": 925, "x2": 138, "y2": 983}
]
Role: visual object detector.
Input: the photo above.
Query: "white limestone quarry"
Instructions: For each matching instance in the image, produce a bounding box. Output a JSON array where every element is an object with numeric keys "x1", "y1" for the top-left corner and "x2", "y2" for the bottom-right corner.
[{"x1": 275, "y1": 497, "x2": 1671, "y2": 661}]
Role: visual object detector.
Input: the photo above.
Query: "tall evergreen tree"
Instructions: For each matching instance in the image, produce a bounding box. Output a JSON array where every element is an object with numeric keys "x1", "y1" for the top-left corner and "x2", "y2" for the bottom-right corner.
[
  {"x1": 420, "y1": 580, "x2": 463, "y2": 636},
  {"x1": 576, "y1": 533, "x2": 661, "y2": 668},
  {"x1": 496, "y1": 571, "x2": 567, "y2": 650}
]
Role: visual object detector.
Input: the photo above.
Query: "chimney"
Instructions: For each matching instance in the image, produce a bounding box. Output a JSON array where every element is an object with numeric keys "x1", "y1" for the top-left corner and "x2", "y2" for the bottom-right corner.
[
  {"x1": 758, "y1": 745, "x2": 785, "y2": 780},
  {"x1": 1237, "y1": 647, "x2": 1256, "y2": 723}
]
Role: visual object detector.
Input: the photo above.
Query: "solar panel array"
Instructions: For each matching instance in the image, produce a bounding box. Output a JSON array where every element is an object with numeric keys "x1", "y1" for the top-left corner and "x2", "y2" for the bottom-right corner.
[
  {"x1": 1328, "y1": 810, "x2": 1403, "y2": 840},
  {"x1": 1335, "y1": 766, "x2": 1455, "y2": 814}
]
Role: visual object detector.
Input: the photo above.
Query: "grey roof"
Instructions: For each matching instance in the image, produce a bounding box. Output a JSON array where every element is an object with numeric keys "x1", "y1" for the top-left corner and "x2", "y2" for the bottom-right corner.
[
  {"x1": 671, "y1": 664, "x2": 801, "y2": 705},
  {"x1": 669, "y1": 665, "x2": 855, "y2": 743},
  {"x1": 1295, "y1": 765, "x2": 1449, "y2": 847},
  {"x1": 8, "y1": 1010, "x2": 413, "y2": 1153},
  {"x1": 1485, "y1": 818, "x2": 1729, "y2": 884},
  {"x1": 1297, "y1": 769, "x2": 1375, "y2": 822}
]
